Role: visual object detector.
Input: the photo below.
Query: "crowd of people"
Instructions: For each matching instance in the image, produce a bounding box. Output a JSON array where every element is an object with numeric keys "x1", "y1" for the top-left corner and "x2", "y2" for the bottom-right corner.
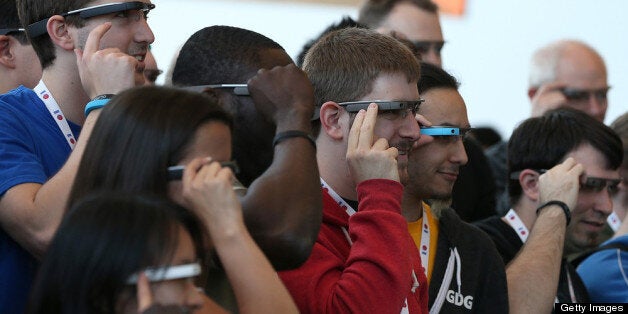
[{"x1": 0, "y1": 0, "x2": 625, "y2": 313}]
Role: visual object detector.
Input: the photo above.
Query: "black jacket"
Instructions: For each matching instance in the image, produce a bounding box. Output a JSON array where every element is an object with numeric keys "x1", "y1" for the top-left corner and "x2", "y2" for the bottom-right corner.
[{"x1": 429, "y1": 208, "x2": 509, "y2": 313}]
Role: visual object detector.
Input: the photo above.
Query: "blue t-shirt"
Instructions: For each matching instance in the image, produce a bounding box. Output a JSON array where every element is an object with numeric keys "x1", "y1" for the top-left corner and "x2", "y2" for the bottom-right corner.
[
  {"x1": 0, "y1": 86, "x2": 81, "y2": 314},
  {"x1": 577, "y1": 235, "x2": 628, "y2": 302}
]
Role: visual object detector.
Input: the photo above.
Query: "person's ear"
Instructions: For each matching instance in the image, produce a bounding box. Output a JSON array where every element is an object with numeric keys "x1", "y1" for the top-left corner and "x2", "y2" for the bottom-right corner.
[
  {"x1": 518, "y1": 169, "x2": 541, "y2": 202},
  {"x1": 319, "y1": 101, "x2": 344, "y2": 140},
  {"x1": 0, "y1": 36, "x2": 16, "y2": 69},
  {"x1": 47, "y1": 15, "x2": 75, "y2": 51}
]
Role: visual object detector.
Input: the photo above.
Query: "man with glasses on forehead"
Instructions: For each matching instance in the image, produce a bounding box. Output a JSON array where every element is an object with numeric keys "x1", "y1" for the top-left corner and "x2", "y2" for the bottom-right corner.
[
  {"x1": 277, "y1": 27, "x2": 432, "y2": 313},
  {"x1": 0, "y1": 0, "x2": 154, "y2": 311},
  {"x1": 476, "y1": 108, "x2": 623, "y2": 311},
  {"x1": 0, "y1": 0, "x2": 41, "y2": 94}
]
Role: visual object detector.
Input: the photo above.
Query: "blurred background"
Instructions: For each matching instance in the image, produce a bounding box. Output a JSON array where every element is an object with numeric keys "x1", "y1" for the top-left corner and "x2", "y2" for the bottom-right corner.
[{"x1": 149, "y1": 0, "x2": 627, "y2": 138}]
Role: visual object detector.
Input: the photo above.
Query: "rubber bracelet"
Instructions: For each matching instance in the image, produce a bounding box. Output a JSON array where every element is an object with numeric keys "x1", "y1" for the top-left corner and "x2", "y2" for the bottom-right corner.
[
  {"x1": 272, "y1": 130, "x2": 316, "y2": 149},
  {"x1": 84, "y1": 94, "x2": 115, "y2": 117},
  {"x1": 536, "y1": 200, "x2": 571, "y2": 226}
]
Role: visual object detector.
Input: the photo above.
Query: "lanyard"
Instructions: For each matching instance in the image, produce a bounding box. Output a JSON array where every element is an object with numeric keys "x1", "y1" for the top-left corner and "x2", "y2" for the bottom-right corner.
[
  {"x1": 504, "y1": 209, "x2": 577, "y2": 303},
  {"x1": 320, "y1": 178, "x2": 419, "y2": 313},
  {"x1": 607, "y1": 211, "x2": 621, "y2": 232},
  {"x1": 418, "y1": 204, "x2": 430, "y2": 277},
  {"x1": 504, "y1": 209, "x2": 529, "y2": 242},
  {"x1": 33, "y1": 80, "x2": 76, "y2": 150}
]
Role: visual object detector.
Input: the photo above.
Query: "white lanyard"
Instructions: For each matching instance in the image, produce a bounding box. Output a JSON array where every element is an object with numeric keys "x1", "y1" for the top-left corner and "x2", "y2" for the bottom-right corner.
[
  {"x1": 607, "y1": 211, "x2": 622, "y2": 232},
  {"x1": 418, "y1": 204, "x2": 430, "y2": 277},
  {"x1": 504, "y1": 209, "x2": 577, "y2": 303},
  {"x1": 320, "y1": 178, "x2": 419, "y2": 313},
  {"x1": 33, "y1": 80, "x2": 76, "y2": 150},
  {"x1": 504, "y1": 209, "x2": 529, "y2": 242}
]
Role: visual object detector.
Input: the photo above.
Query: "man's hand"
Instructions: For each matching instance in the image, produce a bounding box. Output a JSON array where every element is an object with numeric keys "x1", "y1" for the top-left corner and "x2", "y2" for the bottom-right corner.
[
  {"x1": 346, "y1": 103, "x2": 400, "y2": 184},
  {"x1": 530, "y1": 82, "x2": 567, "y2": 117},
  {"x1": 247, "y1": 64, "x2": 315, "y2": 130},
  {"x1": 74, "y1": 22, "x2": 144, "y2": 100},
  {"x1": 538, "y1": 157, "x2": 583, "y2": 210}
]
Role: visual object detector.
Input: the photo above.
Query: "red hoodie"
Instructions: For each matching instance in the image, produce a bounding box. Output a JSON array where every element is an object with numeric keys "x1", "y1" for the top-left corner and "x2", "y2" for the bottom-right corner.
[{"x1": 279, "y1": 179, "x2": 429, "y2": 314}]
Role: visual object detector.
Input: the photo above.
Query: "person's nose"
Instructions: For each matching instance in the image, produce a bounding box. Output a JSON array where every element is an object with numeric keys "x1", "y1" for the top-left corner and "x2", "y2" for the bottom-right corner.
[
  {"x1": 586, "y1": 93, "x2": 607, "y2": 123},
  {"x1": 400, "y1": 114, "x2": 421, "y2": 142},
  {"x1": 135, "y1": 16, "x2": 155, "y2": 45},
  {"x1": 450, "y1": 139, "x2": 468, "y2": 166}
]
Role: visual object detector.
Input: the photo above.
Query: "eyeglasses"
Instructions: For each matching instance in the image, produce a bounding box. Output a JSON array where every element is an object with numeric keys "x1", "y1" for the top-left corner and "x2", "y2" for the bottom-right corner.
[
  {"x1": 126, "y1": 262, "x2": 201, "y2": 284},
  {"x1": 182, "y1": 84, "x2": 250, "y2": 96},
  {"x1": 509, "y1": 168, "x2": 621, "y2": 194},
  {"x1": 337, "y1": 100, "x2": 424, "y2": 119},
  {"x1": 27, "y1": 1, "x2": 156, "y2": 38},
  {"x1": 559, "y1": 87, "x2": 611, "y2": 103},
  {"x1": 420, "y1": 126, "x2": 471, "y2": 143},
  {"x1": 409, "y1": 40, "x2": 445, "y2": 56},
  {"x1": 0, "y1": 28, "x2": 25, "y2": 36},
  {"x1": 167, "y1": 161, "x2": 241, "y2": 181},
  {"x1": 143, "y1": 69, "x2": 163, "y2": 83}
]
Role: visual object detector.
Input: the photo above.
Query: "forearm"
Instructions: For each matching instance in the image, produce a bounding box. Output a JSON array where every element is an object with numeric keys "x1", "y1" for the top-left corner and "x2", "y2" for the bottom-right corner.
[
  {"x1": 0, "y1": 111, "x2": 100, "y2": 257},
  {"x1": 507, "y1": 206, "x2": 566, "y2": 314},
  {"x1": 242, "y1": 114, "x2": 321, "y2": 270},
  {"x1": 212, "y1": 224, "x2": 299, "y2": 314}
]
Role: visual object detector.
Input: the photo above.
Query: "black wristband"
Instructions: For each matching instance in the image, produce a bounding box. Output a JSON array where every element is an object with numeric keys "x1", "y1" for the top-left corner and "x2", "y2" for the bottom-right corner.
[
  {"x1": 272, "y1": 130, "x2": 316, "y2": 149},
  {"x1": 536, "y1": 200, "x2": 571, "y2": 226}
]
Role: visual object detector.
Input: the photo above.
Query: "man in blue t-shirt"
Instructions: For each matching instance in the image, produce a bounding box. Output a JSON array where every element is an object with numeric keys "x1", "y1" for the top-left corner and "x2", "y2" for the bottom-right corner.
[{"x1": 0, "y1": 1, "x2": 155, "y2": 312}]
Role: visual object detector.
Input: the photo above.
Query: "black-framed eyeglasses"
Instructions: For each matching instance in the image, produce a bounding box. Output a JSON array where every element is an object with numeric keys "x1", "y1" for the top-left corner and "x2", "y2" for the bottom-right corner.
[
  {"x1": 410, "y1": 40, "x2": 445, "y2": 55},
  {"x1": 182, "y1": 84, "x2": 250, "y2": 96},
  {"x1": 509, "y1": 168, "x2": 621, "y2": 194},
  {"x1": 167, "y1": 161, "x2": 241, "y2": 181},
  {"x1": 337, "y1": 100, "x2": 424, "y2": 119},
  {"x1": 143, "y1": 69, "x2": 163, "y2": 83},
  {"x1": 27, "y1": 1, "x2": 156, "y2": 38},
  {"x1": 559, "y1": 87, "x2": 611, "y2": 103},
  {"x1": 0, "y1": 28, "x2": 25, "y2": 36}
]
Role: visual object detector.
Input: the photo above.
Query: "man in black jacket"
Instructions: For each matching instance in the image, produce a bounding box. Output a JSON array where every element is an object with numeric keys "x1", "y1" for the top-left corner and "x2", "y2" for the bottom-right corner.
[{"x1": 402, "y1": 63, "x2": 508, "y2": 312}]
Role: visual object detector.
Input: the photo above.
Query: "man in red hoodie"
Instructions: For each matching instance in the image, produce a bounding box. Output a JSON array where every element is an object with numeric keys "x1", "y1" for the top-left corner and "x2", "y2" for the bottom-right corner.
[{"x1": 278, "y1": 27, "x2": 431, "y2": 313}]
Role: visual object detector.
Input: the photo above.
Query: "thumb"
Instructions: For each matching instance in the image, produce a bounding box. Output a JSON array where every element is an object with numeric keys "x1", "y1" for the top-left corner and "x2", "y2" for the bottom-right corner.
[{"x1": 136, "y1": 272, "x2": 153, "y2": 313}]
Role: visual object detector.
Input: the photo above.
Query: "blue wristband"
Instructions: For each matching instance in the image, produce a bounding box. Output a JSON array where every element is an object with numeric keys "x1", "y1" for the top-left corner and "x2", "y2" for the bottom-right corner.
[{"x1": 84, "y1": 94, "x2": 114, "y2": 117}]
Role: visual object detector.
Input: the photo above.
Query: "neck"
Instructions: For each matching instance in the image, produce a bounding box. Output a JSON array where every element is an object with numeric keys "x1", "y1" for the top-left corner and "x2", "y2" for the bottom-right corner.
[
  {"x1": 41, "y1": 60, "x2": 89, "y2": 126},
  {"x1": 402, "y1": 190, "x2": 423, "y2": 222},
  {"x1": 509, "y1": 198, "x2": 538, "y2": 231},
  {"x1": 317, "y1": 139, "x2": 356, "y2": 201}
]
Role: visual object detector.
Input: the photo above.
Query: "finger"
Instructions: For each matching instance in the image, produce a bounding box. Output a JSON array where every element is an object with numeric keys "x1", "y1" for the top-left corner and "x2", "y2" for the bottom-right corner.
[
  {"x1": 536, "y1": 81, "x2": 567, "y2": 95},
  {"x1": 372, "y1": 138, "x2": 390, "y2": 151},
  {"x1": 182, "y1": 157, "x2": 212, "y2": 187},
  {"x1": 386, "y1": 146, "x2": 399, "y2": 159},
  {"x1": 358, "y1": 103, "x2": 378, "y2": 150},
  {"x1": 136, "y1": 273, "x2": 153, "y2": 312},
  {"x1": 83, "y1": 22, "x2": 112, "y2": 56},
  {"x1": 347, "y1": 109, "x2": 366, "y2": 153},
  {"x1": 415, "y1": 113, "x2": 432, "y2": 127},
  {"x1": 196, "y1": 161, "x2": 223, "y2": 183}
]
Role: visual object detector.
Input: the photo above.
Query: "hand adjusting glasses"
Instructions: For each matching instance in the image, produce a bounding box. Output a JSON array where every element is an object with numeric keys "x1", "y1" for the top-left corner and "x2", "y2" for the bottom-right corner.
[
  {"x1": 27, "y1": 1, "x2": 155, "y2": 38},
  {"x1": 509, "y1": 169, "x2": 621, "y2": 194}
]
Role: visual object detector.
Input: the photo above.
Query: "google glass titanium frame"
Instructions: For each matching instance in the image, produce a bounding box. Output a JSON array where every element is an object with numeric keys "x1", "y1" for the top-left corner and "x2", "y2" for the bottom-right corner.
[
  {"x1": 27, "y1": 1, "x2": 155, "y2": 38},
  {"x1": 311, "y1": 99, "x2": 425, "y2": 120},
  {"x1": 0, "y1": 28, "x2": 25, "y2": 36},
  {"x1": 181, "y1": 84, "x2": 250, "y2": 96},
  {"x1": 126, "y1": 262, "x2": 201, "y2": 284}
]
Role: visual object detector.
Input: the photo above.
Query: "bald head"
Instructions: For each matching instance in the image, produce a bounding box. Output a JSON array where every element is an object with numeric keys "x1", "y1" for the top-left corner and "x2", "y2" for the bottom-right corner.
[{"x1": 529, "y1": 40, "x2": 608, "y2": 122}]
